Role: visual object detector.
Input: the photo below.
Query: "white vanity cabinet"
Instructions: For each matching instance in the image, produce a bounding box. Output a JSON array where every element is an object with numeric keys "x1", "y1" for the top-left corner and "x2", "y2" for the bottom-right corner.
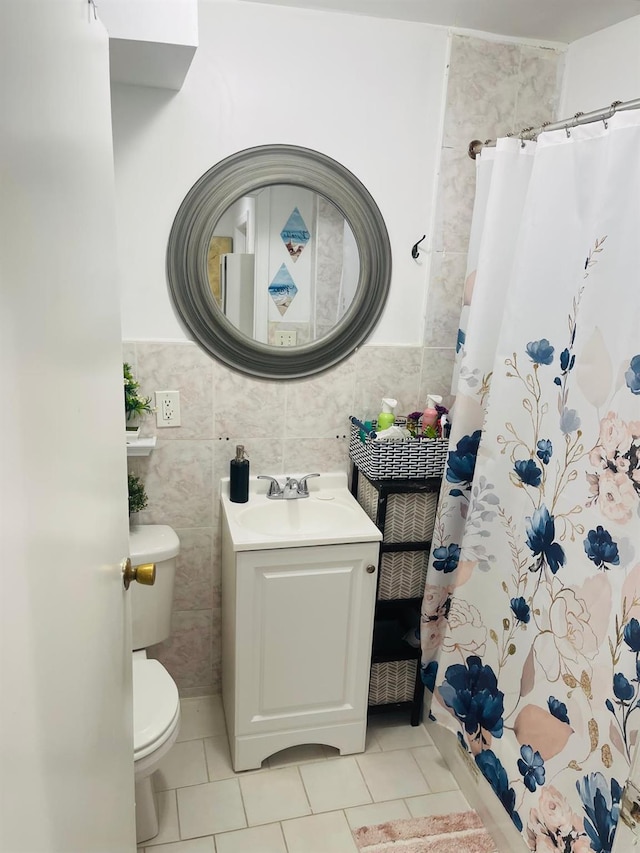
[{"x1": 221, "y1": 533, "x2": 380, "y2": 771}]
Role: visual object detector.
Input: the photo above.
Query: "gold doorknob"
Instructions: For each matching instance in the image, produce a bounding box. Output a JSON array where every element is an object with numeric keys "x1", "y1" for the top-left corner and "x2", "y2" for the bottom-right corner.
[{"x1": 122, "y1": 557, "x2": 156, "y2": 590}]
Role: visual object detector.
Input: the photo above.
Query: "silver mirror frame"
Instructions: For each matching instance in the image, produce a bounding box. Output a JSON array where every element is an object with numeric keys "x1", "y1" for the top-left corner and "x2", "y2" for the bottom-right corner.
[{"x1": 166, "y1": 144, "x2": 392, "y2": 379}]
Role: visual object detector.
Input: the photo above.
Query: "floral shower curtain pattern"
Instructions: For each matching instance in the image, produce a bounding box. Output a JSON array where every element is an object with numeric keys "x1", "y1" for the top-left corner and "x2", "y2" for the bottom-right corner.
[{"x1": 421, "y1": 114, "x2": 640, "y2": 853}]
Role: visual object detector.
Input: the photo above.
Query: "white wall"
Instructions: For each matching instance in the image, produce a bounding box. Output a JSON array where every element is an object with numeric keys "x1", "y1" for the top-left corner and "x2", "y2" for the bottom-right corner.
[
  {"x1": 112, "y1": 0, "x2": 448, "y2": 345},
  {"x1": 560, "y1": 15, "x2": 640, "y2": 116}
]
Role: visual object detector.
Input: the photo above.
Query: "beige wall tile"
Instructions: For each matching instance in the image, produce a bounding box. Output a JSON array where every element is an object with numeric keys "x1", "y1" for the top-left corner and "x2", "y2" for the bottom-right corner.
[
  {"x1": 131, "y1": 439, "x2": 214, "y2": 528},
  {"x1": 213, "y1": 362, "x2": 286, "y2": 440},
  {"x1": 284, "y1": 357, "x2": 356, "y2": 439},
  {"x1": 424, "y1": 252, "x2": 466, "y2": 348},
  {"x1": 419, "y1": 348, "x2": 457, "y2": 410},
  {"x1": 514, "y1": 45, "x2": 563, "y2": 130},
  {"x1": 135, "y1": 342, "x2": 214, "y2": 440},
  {"x1": 173, "y1": 527, "x2": 214, "y2": 611},
  {"x1": 354, "y1": 346, "x2": 423, "y2": 419},
  {"x1": 444, "y1": 36, "x2": 520, "y2": 150},
  {"x1": 283, "y1": 437, "x2": 349, "y2": 475},
  {"x1": 438, "y1": 147, "x2": 476, "y2": 255},
  {"x1": 150, "y1": 609, "x2": 214, "y2": 691}
]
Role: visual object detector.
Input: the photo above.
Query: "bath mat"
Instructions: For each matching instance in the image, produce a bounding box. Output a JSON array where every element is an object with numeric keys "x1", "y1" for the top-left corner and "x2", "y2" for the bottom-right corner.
[{"x1": 352, "y1": 809, "x2": 497, "y2": 853}]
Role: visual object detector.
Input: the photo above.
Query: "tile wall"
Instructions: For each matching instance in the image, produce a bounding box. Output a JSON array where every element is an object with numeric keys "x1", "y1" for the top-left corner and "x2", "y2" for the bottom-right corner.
[
  {"x1": 125, "y1": 34, "x2": 563, "y2": 697},
  {"x1": 425, "y1": 35, "x2": 563, "y2": 350}
]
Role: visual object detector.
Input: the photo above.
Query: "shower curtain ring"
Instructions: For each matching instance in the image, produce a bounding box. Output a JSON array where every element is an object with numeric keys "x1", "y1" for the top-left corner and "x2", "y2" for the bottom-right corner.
[
  {"x1": 519, "y1": 127, "x2": 534, "y2": 148},
  {"x1": 565, "y1": 125, "x2": 571, "y2": 138}
]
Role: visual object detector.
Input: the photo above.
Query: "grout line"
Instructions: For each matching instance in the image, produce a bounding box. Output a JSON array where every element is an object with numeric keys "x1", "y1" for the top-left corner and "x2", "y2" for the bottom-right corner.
[
  {"x1": 202, "y1": 735, "x2": 212, "y2": 783},
  {"x1": 295, "y1": 764, "x2": 313, "y2": 815},
  {"x1": 354, "y1": 755, "x2": 377, "y2": 807},
  {"x1": 173, "y1": 787, "x2": 184, "y2": 842},
  {"x1": 280, "y1": 820, "x2": 290, "y2": 853},
  {"x1": 237, "y1": 771, "x2": 250, "y2": 829}
]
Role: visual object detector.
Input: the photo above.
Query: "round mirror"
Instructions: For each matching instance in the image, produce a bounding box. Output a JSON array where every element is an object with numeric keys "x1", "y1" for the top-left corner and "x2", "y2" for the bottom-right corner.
[{"x1": 167, "y1": 145, "x2": 391, "y2": 379}]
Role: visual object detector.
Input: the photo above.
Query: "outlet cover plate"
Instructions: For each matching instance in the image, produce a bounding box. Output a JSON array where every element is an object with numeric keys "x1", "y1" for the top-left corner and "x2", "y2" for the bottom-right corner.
[{"x1": 155, "y1": 390, "x2": 181, "y2": 427}]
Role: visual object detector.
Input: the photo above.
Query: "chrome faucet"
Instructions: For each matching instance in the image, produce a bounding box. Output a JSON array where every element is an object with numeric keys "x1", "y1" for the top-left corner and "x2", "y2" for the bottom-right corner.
[
  {"x1": 258, "y1": 473, "x2": 320, "y2": 500},
  {"x1": 257, "y1": 475, "x2": 283, "y2": 498}
]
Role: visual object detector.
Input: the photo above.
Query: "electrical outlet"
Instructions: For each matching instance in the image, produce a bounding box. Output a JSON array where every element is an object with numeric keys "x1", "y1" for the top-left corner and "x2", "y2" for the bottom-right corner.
[
  {"x1": 155, "y1": 390, "x2": 181, "y2": 428},
  {"x1": 275, "y1": 330, "x2": 297, "y2": 347}
]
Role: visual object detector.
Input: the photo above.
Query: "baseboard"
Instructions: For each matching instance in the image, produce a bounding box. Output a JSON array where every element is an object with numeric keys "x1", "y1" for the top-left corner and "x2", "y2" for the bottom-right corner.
[{"x1": 424, "y1": 719, "x2": 528, "y2": 853}]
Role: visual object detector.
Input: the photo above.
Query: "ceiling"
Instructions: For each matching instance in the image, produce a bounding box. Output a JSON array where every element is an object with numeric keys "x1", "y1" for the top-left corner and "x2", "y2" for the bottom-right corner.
[{"x1": 238, "y1": 0, "x2": 640, "y2": 43}]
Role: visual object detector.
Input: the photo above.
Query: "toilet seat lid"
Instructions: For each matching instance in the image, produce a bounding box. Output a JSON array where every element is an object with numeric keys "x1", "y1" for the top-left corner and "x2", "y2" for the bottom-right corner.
[{"x1": 133, "y1": 658, "x2": 180, "y2": 759}]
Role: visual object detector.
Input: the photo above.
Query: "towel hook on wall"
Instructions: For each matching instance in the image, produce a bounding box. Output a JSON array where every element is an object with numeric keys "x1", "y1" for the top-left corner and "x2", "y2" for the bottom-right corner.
[{"x1": 411, "y1": 235, "x2": 426, "y2": 260}]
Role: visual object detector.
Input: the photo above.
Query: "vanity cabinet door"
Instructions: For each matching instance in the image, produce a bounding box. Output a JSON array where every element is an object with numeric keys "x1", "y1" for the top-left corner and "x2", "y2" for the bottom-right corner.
[{"x1": 234, "y1": 542, "x2": 379, "y2": 735}]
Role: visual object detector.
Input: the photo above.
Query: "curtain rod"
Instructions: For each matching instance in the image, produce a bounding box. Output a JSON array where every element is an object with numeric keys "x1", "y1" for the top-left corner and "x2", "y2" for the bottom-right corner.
[{"x1": 468, "y1": 96, "x2": 640, "y2": 159}]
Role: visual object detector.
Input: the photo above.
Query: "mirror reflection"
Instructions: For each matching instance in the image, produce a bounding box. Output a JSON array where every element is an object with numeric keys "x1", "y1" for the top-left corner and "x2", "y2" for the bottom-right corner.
[{"x1": 207, "y1": 185, "x2": 359, "y2": 346}]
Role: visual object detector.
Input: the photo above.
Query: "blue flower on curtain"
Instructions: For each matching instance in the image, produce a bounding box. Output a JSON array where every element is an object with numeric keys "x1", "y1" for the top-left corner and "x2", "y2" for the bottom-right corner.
[
  {"x1": 612, "y1": 673, "x2": 634, "y2": 702},
  {"x1": 475, "y1": 750, "x2": 522, "y2": 831},
  {"x1": 514, "y1": 459, "x2": 542, "y2": 487},
  {"x1": 560, "y1": 407, "x2": 581, "y2": 434},
  {"x1": 624, "y1": 618, "x2": 640, "y2": 653},
  {"x1": 624, "y1": 354, "x2": 640, "y2": 394},
  {"x1": 576, "y1": 773, "x2": 621, "y2": 853},
  {"x1": 525, "y1": 505, "x2": 566, "y2": 574},
  {"x1": 536, "y1": 439, "x2": 553, "y2": 465},
  {"x1": 420, "y1": 660, "x2": 438, "y2": 692},
  {"x1": 510, "y1": 597, "x2": 530, "y2": 624},
  {"x1": 517, "y1": 744, "x2": 545, "y2": 792},
  {"x1": 456, "y1": 327, "x2": 466, "y2": 353},
  {"x1": 526, "y1": 339, "x2": 555, "y2": 365},
  {"x1": 446, "y1": 430, "x2": 482, "y2": 488},
  {"x1": 432, "y1": 543, "x2": 461, "y2": 573},
  {"x1": 548, "y1": 696, "x2": 570, "y2": 724},
  {"x1": 583, "y1": 526, "x2": 620, "y2": 569},
  {"x1": 559, "y1": 347, "x2": 576, "y2": 373},
  {"x1": 439, "y1": 656, "x2": 504, "y2": 743}
]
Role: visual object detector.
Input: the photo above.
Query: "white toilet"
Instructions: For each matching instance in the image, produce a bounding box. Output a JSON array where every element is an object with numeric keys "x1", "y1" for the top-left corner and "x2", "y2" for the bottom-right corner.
[{"x1": 129, "y1": 524, "x2": 181, "y2": 844}]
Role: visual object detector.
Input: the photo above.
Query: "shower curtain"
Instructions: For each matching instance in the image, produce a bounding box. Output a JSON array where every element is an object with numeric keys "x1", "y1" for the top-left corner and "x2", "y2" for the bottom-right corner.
[{"x1": 421, "y1": 112, "x2": 640, "y2": 853}]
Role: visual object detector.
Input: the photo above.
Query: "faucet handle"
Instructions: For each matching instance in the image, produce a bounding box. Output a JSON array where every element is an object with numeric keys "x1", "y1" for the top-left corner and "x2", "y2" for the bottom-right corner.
[
  {"x1": 257, "y1": 475, "x2": 282, "y2": 497},
  {"x1": 297, "y1": 473, "x2": 320, "y2": 496}
]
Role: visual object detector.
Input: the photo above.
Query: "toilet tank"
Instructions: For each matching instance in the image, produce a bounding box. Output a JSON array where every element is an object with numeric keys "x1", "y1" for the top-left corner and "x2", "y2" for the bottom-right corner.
[{"x1": 129, "y1": 525, "x2": 180, "y2": 651}]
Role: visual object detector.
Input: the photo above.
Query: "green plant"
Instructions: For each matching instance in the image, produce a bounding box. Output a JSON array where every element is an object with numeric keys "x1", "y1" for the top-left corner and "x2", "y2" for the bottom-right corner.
[
  {"x1": 128, "y1": 473, "x2": 148, "y2": 515},
  {"x1": 124, "y1": 362, "x2": 153, "y2": 422}
]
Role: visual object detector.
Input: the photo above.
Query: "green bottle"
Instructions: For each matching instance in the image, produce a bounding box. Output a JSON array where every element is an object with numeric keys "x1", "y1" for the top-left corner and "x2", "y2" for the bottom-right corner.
[{"x1": 377, "y1": 398, "x2": 397, "y2": 430}]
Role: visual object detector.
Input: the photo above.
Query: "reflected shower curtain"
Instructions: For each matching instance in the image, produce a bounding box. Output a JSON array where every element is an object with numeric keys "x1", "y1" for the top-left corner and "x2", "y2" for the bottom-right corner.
[{"x1": 421, "y1": 114, "x2": 640, "y2": 852}]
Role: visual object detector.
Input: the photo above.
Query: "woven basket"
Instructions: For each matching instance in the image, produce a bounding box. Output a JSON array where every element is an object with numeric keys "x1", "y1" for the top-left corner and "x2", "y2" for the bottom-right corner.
[
  {"x1": 349, "y1": 424, "x2": 448, "y2": 480},
  {"x1": 369, "y1": 660, "x2": 417, "y2": 705},
  {"x1": 357, "y1": 476, "x2": 438, "y2": 543},
  {"x1": 378, "y1": 551, "x2": 429, "y2": 600}
]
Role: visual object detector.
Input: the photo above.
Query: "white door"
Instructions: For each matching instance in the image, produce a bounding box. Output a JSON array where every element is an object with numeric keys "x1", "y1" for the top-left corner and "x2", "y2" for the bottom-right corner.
[{"x1": 0, "y1": 2, "x2": 135, "y2": 851}]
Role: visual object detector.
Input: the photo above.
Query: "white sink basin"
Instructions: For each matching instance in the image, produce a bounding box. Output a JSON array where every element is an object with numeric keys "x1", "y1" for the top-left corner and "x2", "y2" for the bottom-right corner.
[
  {"x1": 236, "y1": 497, "x2": 359, "y2": 537},
  {"x1": 220, "y1": 472, "x2": 382, "y2": 551}
]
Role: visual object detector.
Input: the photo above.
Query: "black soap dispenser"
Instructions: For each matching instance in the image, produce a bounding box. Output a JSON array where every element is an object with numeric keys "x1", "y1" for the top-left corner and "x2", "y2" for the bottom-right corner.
[{"x1": 229, "y1": 444, "x2": 249, "y2": 503}]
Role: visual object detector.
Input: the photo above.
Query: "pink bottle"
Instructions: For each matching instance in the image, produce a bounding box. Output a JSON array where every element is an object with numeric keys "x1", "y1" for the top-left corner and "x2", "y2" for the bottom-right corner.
[{"x1": 422, "y1": 395, "x2": 442, "y2": 435}]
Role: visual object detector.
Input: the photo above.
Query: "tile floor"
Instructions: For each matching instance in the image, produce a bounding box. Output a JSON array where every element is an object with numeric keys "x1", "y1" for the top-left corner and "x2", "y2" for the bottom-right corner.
[{"x1": 138, "y1": 696, "x2": 471, "y2": 852}]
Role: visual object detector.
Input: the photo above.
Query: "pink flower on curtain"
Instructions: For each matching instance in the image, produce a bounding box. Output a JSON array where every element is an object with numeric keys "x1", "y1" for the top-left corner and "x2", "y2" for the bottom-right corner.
[
  {"x1": 441, "y1": 599, "x2": 487, "y2": 657},
  {"x1": 534, "y1": 588, "x2": 599, "y2": 682},
  {"x1": 421, "y1": 584, "x2": 453, "y2": 654},
  {"x1": 586, "y1": 412, "x2": 640, "y2": 523},
  {"x1": 526, "y1": 786, "x2": 590, "y2": 852},
  {"x1": 598, "y1": 470, "x2": 638, "y2": 523}
]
